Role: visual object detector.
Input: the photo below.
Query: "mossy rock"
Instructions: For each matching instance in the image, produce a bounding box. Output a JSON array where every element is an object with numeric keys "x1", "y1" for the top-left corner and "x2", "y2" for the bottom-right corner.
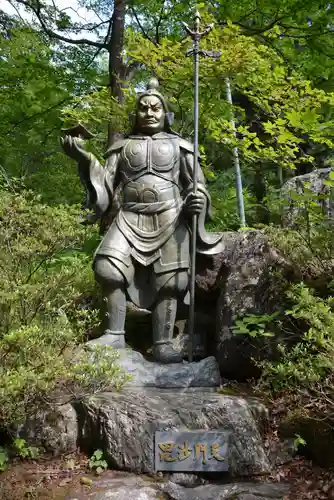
[
  {"x1": 216, "y1": 383, "x2": 256, "y2": 398},
  {"x1": 279, "y1": 409, "x2": 334, "y2": 467}
]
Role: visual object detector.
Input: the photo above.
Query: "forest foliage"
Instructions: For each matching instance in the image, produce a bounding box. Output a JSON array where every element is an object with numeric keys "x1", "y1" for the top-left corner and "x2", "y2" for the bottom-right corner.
[{"x1": 0, "y1": 0, "x2": 333, "y2": 444}]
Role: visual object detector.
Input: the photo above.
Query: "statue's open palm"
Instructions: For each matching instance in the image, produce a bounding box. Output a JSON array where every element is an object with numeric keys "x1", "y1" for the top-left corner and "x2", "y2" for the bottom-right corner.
[{"x1": 60, "y1": 135, "x2": 91, "y2": 163}]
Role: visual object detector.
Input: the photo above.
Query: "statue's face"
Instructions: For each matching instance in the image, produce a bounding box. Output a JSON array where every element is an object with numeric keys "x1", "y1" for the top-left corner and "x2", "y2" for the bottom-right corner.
[{"x1": 136, "y1": 95, "x2": 165, "y2": 134}]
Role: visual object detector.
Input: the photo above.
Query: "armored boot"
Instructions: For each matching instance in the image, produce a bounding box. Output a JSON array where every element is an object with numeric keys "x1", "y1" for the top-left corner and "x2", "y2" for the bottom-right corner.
[
  {"x1": 86, "y1": 287, "x2": 126, "y2": 349},
  {"x1": 152, "y1": 296, "x2": 183, "y2": 363}
]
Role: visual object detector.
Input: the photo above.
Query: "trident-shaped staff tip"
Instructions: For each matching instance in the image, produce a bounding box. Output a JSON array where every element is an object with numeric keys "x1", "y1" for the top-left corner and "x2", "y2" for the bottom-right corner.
[{"x1": 182, "y1": 9, "x2": 214, "y2": 40}]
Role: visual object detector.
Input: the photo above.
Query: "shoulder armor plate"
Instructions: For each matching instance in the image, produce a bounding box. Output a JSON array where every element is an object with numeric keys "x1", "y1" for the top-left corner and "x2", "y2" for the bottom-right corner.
[
  {"x1": 179, "y1": 137, "x2": 195, "y2": 154},
  {"x1": 104, "y1": 138, "x2": 129, "y2": 158}
]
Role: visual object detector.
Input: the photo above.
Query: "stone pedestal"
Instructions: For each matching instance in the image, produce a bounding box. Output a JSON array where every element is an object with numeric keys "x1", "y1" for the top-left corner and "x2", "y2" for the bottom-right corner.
[{"x1": 75, "y1": 388, "x2": 271, "y2": 477}]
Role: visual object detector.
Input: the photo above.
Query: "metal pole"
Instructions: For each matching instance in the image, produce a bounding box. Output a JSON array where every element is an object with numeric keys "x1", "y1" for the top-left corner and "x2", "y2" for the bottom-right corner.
[
  {"x1": 225, "y1": 77, "x2": 246, "y2": 227},
  {"x1": 182, "y1": 11, "x2": 213, "y2": 363},
  {"x1": 188, "y1": 29, "x2": 200, "y2": 363}
]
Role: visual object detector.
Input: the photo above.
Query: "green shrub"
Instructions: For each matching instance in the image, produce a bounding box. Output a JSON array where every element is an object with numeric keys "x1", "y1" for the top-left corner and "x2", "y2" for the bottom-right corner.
[
  {"x1": 0, "y1": 320, "x2": 130, "y2": 428},
  {"x1": 253, "y1": 178, "x2": 334, "y2": 421},
  {"x1": 0, "y1": 188, "x2": 97, "y2": 332},
  {"x1": 0, "y1": 186, "x2": 129, "y2": 430},
  {"x1": 258, "y1": 283, "x2": 334, "y2": 393},
  {"x1": 222, "y1": 177, "x2": 334, "y2": 425}
]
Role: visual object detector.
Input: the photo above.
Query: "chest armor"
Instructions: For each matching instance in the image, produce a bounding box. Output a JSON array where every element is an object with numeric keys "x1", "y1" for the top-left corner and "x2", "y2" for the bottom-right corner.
[{"x1": 119, "y1": 133, "x2": 180, "y2": 184}]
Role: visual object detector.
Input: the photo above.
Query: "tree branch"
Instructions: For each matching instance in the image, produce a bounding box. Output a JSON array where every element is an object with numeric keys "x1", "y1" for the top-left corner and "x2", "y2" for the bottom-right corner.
[
  {"x1": 5, "y1": 96, "x2": 71, "y2": 135},
  {"x1": 155, "y1": 2, "x2": 166, "y2": 45},
  {"x1": 58, "y1": 19, "x2": 112, "y2": 33},
  {"x1": 4, "y1": 85, "x2": 108, "y2": 136},
  {"x1": 13, "y1": 0, "x2": 108, "y2": 48},
  {"x1": 232, "y1": 15, "x2": 288, "y2": 35},
  {"x1": 130, "y1": 7, "x2": 157, "y2": 46},
  {"x1": 7, "y1": 1, "x2": 26, "y2": 24}
]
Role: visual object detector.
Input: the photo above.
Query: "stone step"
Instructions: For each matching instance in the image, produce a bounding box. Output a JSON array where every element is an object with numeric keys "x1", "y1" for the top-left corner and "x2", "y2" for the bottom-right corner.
[
  {"x1": 65, "y1": 472, "x2": 291, "y2": 500},
  {"x1": 115, "y1": 349, "x2": 221, "y2": 388}
]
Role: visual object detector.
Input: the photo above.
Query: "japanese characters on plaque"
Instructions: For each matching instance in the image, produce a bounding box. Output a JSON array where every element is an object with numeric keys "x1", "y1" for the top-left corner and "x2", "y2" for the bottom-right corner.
[{"x1": 154, "y1": 431, "x2": 229, "y2": 472}]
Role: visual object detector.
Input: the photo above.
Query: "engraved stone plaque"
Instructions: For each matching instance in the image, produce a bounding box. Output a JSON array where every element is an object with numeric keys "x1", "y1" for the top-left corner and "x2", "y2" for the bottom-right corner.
[{"x1": 155, "y1": 431, "x2": 229, "y2": 472}]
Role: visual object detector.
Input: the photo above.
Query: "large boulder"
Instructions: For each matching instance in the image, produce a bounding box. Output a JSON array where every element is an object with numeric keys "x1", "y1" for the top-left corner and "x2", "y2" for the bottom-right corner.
[
  {"x1": 281, "y1": 167, "x2": 334, "y2": 226},
  {"x1": 18, "y1": 403, "x2": 78, "y2": 456},
  {"x1": 75, "y1": 388, "x2": 271, "y2": 477},
  {"x1": 196, "y1": 230, "x2": 294, "y2": 380}
]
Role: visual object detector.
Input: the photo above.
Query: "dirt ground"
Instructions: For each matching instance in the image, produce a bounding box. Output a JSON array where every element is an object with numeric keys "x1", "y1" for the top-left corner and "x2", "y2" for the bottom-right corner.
[{"x1": 0, "y1": 452, "x2": 93, "y2": 500}]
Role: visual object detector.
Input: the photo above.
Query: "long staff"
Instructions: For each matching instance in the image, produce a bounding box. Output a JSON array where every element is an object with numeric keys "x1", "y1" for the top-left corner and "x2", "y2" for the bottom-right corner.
[{"x1": 182, "y1": 11, "x2": 213, "y2": 362}]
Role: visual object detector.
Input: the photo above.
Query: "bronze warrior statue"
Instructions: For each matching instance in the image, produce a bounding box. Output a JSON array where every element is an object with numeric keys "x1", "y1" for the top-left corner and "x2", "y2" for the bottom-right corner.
[{"x1": 61, "y1": 79, "x2": 222, "y2": 363}]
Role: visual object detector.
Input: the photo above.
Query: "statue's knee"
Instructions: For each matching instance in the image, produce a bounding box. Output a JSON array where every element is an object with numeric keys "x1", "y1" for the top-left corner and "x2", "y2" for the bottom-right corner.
[
  {"x1": 94, "y1": 257, "x2": 125, "y2": 287},
  {"x1": 163, "y1": 271, "x2": 189, "y2": 296}
]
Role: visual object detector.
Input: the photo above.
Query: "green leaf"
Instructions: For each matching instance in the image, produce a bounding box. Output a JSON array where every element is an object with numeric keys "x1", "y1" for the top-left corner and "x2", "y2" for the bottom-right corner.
[{"x1": 93, "y1": 449, "x2": 103, "y2": 461}]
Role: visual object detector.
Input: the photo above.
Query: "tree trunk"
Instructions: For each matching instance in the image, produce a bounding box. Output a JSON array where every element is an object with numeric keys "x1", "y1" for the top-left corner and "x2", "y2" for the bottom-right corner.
[
  {"x1": 107, "y1": 0, "x2": 126, "y2": 148},
  {"x1": 99, "y1": 0, "x2": 126, "y2": 234}
]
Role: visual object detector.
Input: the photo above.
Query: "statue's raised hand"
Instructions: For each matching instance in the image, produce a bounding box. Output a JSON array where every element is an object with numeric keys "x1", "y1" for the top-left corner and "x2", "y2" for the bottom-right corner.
[{"x1": 60, "y1": 135, "x2": 92, "y2": 163}]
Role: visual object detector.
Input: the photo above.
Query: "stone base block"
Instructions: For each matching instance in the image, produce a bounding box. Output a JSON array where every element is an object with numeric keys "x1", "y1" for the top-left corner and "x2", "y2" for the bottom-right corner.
[{"x1": 76, "y1": 388, "x2": 271, "y2": 477}]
